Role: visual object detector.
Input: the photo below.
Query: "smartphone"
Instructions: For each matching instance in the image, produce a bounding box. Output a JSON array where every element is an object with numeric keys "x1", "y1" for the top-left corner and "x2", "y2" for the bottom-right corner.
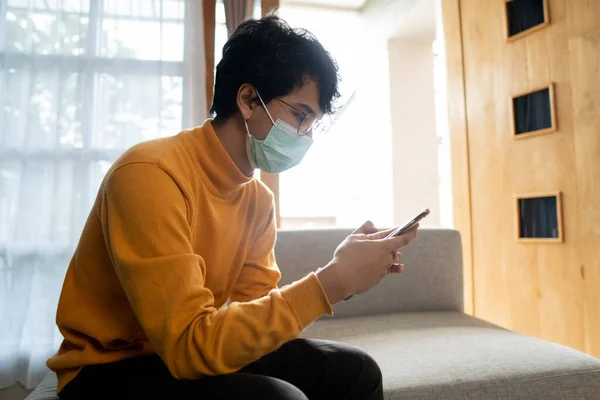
[{"x1": 386, "y1": 208, "x2": 430, "y2": 238}]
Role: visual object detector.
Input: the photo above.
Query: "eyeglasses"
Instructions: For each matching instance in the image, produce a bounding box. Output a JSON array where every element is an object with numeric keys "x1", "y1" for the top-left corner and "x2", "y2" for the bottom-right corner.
[{"x1": 274, "y1": 98, "x2": 330, "y2": 138}]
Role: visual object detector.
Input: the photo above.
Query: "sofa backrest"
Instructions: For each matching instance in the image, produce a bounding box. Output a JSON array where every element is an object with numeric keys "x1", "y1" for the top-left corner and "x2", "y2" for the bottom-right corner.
[{"x1": 275, "y1": 228, "x2": 464, "y2": 318}]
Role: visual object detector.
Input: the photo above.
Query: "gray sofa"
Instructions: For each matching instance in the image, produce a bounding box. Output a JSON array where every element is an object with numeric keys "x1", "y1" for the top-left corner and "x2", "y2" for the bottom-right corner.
[{"x1": 27, "y1": 228, "x2": 600, "y2": 399}]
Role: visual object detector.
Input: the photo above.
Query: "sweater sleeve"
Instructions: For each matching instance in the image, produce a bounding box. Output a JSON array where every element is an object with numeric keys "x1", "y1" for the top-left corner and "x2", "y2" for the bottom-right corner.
[
  {"x1": 102, "y1": 163, "x2": 332, "y2": 379},
  {"x1": 230, "y1": 202, "x2": 281, "y2": 303}
]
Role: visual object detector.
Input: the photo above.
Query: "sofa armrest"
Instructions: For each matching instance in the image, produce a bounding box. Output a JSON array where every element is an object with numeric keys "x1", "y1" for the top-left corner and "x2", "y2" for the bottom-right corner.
[{"x1": 275, "y1": 228, "x2": 464, "y2": 319}]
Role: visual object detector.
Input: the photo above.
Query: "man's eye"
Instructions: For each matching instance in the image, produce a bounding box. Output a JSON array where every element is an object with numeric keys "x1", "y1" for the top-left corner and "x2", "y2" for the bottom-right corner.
[{"x1": 293, "y1": 112, "x2": 304, "y2": 122}]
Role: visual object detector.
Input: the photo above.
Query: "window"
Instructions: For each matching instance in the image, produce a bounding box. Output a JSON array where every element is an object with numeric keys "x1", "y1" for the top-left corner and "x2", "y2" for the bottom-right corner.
[
  {"x1": 277, "y1": 5, "x2": 394, "y2": 229},
  {"x1": 212, "y1": 4, "x2": 395, "y2": 229},
  {"x1": 214, "y1": 0, "x2": 260, "y2": 66},
  {"x1": 0, "y1": 0, "x2": 187, "y2": 254},
  {"x1": 511, "y1": 84, "x2": 556, "y2": 139},
  {"x1": 505, "y1": 0, "x2": 548, "y2": 40},
  {"x1": 0, "y1": 1, "x2": 189, "y2": 386},
  {"x1": 515, "y1": 192, "x2": 563, "y2": 243}
]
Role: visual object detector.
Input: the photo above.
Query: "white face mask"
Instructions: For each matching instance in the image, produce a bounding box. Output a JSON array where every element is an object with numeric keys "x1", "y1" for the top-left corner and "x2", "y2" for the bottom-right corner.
[{"x1": 244, "y1": 91, "x2": 313, "y2": 173}]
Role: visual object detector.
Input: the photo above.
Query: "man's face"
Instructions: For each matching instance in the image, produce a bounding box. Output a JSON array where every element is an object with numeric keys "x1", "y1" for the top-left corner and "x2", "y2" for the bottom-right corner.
[{"x1": 244, "y1": 80, "x2": 324, "y2": 141}]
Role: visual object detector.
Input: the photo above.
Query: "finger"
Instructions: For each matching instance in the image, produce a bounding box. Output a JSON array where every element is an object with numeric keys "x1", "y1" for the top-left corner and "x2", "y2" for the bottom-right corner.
[
  {"x1": 366, "y1": 227, "x2": 397, "y2": 240},
  {"x1": 352, "y1": 220, "x2": 377, "y2": 235},
  {"x1": 380, "y1": 226, "x2": 419, "y2": 250},
  {"x1": 392, "y1": 250, "x2": 402, "y2": 263},
  {"x1": 388, "y1": 264, "x2": 406, "y2": 273},
  {"x1": 370, "y1": 223, "x2": 421, "y2": 241}
]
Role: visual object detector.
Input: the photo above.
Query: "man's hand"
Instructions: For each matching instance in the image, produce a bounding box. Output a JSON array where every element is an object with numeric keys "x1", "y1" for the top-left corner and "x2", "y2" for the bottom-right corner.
[
  {"x1": 351, "y1": 221, "x2": 413, "y2": 273},
  {"x1": 316, "y1": 221, "x2": 419, "y2": 304}
]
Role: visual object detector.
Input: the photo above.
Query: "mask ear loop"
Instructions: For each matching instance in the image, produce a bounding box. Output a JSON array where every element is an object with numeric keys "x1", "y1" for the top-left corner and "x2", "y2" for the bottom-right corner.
[
  {"x1": 256, "y1": 90, "x2": 276, "y2": 126},
  {"x1": 243, "y1": 119, "x2": 258, "y2": 169}
]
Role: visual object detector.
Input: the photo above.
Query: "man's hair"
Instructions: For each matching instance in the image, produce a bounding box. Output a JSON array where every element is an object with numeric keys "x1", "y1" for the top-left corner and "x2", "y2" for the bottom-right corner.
[{"x1": 210, "y1": 16, "x2": 340, "y2": 121}]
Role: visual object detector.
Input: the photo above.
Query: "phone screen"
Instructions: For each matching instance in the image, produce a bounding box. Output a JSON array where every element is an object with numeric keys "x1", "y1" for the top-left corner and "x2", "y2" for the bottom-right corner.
[{"x1": 386, "y1": 208, "x2": 430, "y2": 238}]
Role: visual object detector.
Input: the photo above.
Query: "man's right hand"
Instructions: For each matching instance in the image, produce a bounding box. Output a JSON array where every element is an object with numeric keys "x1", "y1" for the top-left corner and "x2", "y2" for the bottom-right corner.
[{"x1": 316, "y1": 221, "x2": 419, "y2": 304}]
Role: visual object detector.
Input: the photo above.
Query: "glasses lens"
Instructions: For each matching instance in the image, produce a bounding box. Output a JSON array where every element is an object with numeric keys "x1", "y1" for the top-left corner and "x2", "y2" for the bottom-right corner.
[
  {"x1": 311, "y1": 115, "x2": 331, "y2": 138},
  {"x1": 298, "y1": 114, "x2": 317, "y2": 135}
]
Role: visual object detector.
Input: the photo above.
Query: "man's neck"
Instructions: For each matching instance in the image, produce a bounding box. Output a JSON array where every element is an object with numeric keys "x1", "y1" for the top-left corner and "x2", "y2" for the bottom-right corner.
[{"x1": 212, "y1": 117, "x2": 255, "y2": 177}]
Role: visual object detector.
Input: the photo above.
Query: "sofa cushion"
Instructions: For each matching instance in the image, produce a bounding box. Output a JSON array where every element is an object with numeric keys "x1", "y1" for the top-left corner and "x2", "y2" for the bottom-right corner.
[
  {"x1": 28, "y1": 312, "x2": 600, "y2": 400},
  {"x1": 300, "y1": 311, "x2": 600, "y2": 400}
]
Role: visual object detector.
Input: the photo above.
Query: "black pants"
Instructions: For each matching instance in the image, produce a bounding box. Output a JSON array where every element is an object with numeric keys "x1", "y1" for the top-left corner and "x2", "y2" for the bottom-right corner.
[{"x1": 59, "y1": 339, "x2": 384, "y2": 400}]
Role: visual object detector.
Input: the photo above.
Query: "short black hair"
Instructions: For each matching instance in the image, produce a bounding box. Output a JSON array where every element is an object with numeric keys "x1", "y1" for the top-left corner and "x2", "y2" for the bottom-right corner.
[{"x1": 210, "y1": 16, "x2": 340, "y2": 121}]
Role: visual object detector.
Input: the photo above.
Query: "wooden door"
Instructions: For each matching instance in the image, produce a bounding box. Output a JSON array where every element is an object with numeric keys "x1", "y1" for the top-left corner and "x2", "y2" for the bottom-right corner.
[{"x1": 446, "y1": 0, "x2": 600, "y2": 357}]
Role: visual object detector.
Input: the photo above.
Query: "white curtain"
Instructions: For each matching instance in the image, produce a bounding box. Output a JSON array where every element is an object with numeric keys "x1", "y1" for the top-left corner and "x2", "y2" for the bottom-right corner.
[{"x1": 0, "y1": 0, "x2": 202, "y2": 389}]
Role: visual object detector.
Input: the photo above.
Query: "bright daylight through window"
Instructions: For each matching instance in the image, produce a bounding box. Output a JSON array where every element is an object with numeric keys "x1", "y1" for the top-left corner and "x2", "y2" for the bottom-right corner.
[
  {"x1": 0, "y1": 0, "x2": 187, "y2": 387},
  {"x1": 218, "y1": 2, "x2": 395, "y2": 229}
]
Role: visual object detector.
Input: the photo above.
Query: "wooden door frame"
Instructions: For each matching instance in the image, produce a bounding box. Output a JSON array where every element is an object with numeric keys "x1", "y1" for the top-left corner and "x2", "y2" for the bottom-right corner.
[
  {"x1": 203, "y1": 0, "x2": 216, "y2": 113},
  {"x1": 260, "y1": 0, "x2": 282, "y2": 228},
  {"x1": 441, "y1": 0, "x2": 474, "y2": 315}
]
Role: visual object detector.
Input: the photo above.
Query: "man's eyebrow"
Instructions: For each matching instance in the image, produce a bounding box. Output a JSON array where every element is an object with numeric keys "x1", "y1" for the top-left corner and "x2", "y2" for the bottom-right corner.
[{"x1": 294, "y1": 102, "x2": 316, "y2": 115}]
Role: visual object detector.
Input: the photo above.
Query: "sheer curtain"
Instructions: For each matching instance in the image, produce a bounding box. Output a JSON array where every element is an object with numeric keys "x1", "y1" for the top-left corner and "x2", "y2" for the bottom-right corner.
[
  {"x1": 223, "y1": 0, "x2": 253, "y2": 36},
  {"x1": 0, "y1": 0, "x2": 196, "y2": 389}
]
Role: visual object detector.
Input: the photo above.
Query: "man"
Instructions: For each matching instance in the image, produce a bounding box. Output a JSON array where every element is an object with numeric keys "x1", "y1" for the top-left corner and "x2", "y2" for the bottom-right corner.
[{"x1": 49, "y1": 16, "x2": 418, "y2": 399}]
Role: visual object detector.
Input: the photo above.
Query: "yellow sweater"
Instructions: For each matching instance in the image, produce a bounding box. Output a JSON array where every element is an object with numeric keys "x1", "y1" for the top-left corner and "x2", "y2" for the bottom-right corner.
[{"x1": 47, "y1": 121, "x2": 333, "y2": 393}]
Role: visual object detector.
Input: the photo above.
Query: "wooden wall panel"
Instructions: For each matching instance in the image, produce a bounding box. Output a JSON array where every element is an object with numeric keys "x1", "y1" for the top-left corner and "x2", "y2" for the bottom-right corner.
[
  {"x1": 566, "y1": 0, "x2": 600, "y2": 358},
  {"x1": 450, "y1": 0, "x2": 599, "y2": 355},
  {"x1": 441, "y1": 0, "x2": 474, "y2": 315}
]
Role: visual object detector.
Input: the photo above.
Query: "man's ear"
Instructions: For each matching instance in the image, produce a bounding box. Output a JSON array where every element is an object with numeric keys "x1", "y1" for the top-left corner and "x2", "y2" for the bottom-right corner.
[{"x1": 237, "y1": 83, "x2": 258, "y2": 121}]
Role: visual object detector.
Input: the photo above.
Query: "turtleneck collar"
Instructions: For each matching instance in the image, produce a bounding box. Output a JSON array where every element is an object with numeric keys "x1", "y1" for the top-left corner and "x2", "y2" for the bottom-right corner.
[{"x1": 183, "y1": 120, "x2": 254, "y2": 198}]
